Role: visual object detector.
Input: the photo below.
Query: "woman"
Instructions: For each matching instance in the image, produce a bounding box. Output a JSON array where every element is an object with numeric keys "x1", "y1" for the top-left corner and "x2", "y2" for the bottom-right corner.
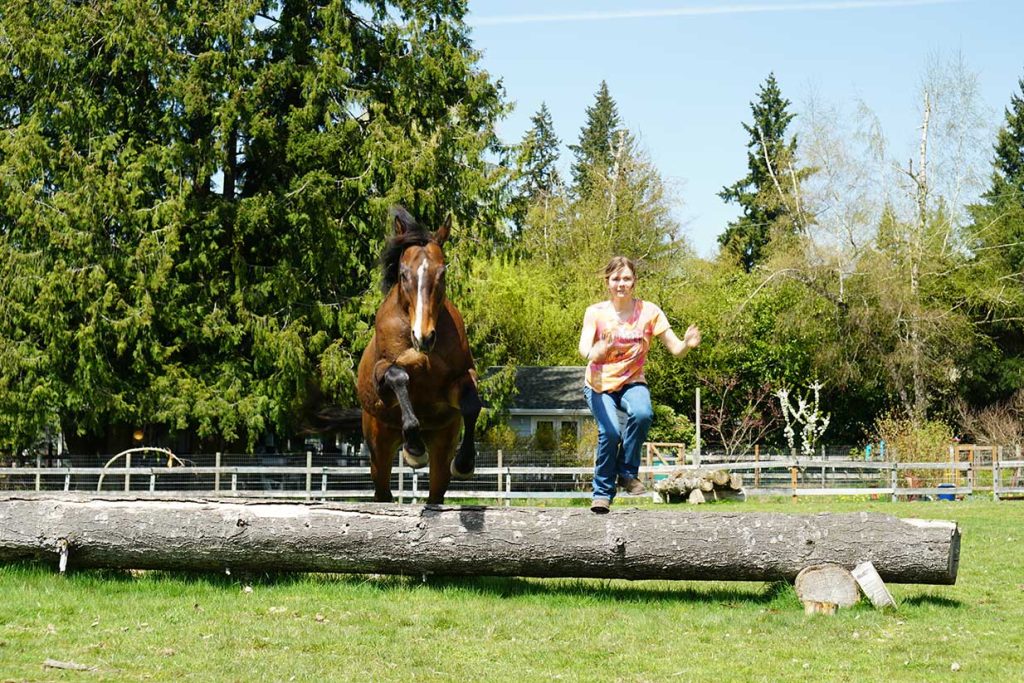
[{"x1": 578, "y1": 256, "x2": 701, "y2": 514}]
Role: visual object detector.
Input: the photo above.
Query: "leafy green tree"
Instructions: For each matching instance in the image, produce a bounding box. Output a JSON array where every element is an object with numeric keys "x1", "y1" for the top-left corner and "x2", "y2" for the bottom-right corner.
[
  {"x1": 718, "y1": 73, "x2": 811, "y2": 272},
  {"x1": 0, "y1": 0, "x2": 510, "y2": 454},
  {"x1": 568, "y1": 81, "x2": 621, "y2": 198}
]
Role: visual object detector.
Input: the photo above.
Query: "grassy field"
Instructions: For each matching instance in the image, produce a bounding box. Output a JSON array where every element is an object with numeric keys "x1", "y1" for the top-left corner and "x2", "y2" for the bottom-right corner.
[{"x1": 1, "y1": 497, "x2": 1022, "y2": 682}]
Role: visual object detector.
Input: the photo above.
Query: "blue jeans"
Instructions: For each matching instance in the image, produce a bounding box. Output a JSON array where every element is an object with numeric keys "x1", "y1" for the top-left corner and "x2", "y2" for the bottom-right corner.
[{"x1": 584, "y1": 383, "x2": 653, "y2": 501}]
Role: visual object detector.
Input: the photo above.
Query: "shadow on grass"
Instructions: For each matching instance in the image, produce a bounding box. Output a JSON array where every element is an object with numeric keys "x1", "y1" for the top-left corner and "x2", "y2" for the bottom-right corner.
[
  {"x1": 900, "y1": 593, "x2": 963, "y2": 608},
  {"x1": 411, "y1": 575, "x2": 795, "y2": 606},
  {"x1": 5, "y1": 560, "x2": 795, "y2": 605}
]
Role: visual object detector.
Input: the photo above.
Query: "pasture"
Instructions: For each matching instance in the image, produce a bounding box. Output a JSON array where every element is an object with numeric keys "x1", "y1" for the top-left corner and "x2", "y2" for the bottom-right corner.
[{"x1": 1, "y1": 498, "x2": 1022, "y2": 682}]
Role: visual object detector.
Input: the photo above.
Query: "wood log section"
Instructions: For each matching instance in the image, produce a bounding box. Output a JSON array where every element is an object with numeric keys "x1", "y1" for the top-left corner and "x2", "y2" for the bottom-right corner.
[
  {"x1": 0, "y1": 494, "x2": 960, "y2": 584},
  {"x1": 794, "y1": 563, "x2": 861, "y2": 609},
  {"x1": 655, "y1": 468, "x2": 745, "y2": 503}
]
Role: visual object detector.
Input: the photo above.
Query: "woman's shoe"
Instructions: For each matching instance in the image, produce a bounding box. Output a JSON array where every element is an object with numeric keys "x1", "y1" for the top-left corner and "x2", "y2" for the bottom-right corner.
[{"x1": 617, "y1": 476, "x2": 646, "y2": 496}]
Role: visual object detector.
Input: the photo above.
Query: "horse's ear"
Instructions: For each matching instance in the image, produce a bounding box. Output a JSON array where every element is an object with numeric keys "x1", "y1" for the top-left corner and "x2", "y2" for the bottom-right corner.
[
  {"x1": 392, "y1": 206, "x2": 412, "y2": 236},
  {"x1": 434, "y1": 214, "x2": 452, "y2": 245}
]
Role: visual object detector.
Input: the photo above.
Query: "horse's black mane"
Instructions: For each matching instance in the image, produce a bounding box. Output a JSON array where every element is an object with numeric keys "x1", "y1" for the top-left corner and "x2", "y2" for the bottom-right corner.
[{"x1": 380, "y1": 206, "x2": 434, "y2": 292}]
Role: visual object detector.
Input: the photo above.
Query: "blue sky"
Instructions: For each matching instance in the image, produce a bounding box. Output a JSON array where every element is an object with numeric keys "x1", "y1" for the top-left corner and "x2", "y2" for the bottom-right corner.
[{"x1": 466, "y1": 0, "x2": 1023, "y2": 257}]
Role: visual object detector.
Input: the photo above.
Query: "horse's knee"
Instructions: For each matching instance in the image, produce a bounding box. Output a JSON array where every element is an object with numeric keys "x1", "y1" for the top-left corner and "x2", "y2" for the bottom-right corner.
[
  {"x1": 382, "y1": 364, "x2": 410, "y2": 391},
  {"x1": 460, "y1": 384, "x2": 482, "y2": 418}
]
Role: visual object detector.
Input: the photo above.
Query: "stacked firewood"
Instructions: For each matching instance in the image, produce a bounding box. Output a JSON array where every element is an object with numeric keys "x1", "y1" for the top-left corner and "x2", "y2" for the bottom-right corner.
[{"x1": 653, "y1": 468, "x2": 746, "y2": 504}]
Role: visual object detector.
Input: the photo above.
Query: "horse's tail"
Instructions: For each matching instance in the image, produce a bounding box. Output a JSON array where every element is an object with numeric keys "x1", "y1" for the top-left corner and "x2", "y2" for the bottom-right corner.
[{"x1": 300, "y1": 405, "x2": 363, "y2": 436}]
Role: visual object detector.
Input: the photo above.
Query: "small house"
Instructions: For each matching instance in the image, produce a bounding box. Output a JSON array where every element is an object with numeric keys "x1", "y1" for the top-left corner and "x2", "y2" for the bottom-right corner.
[{"x1": 489, "y1": 366, "x2": 592, "y2": 441}]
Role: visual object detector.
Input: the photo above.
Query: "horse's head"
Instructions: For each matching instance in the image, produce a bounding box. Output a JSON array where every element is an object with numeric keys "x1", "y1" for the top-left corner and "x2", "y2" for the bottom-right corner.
[{"x1": 385, "y1": 207, "x2": 451, "y2": 352}]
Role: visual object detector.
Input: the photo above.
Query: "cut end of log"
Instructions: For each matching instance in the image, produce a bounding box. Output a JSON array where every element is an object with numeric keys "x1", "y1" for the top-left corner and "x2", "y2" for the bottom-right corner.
[{"x1": 795, "y1": 564, "x2": 861, "y2": 609}]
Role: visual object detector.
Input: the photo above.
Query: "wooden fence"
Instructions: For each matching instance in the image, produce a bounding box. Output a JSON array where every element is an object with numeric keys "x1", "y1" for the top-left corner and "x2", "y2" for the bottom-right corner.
[{"x1": 4, "y1": 453, "x2": 1021, "y2": 502}]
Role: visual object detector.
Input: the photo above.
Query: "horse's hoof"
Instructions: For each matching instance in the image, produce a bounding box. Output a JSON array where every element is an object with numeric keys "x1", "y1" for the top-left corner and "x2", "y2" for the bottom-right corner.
[
  {"x1": 402, "y1": 447, "x2": 428, "y2": 468},
  {"x1": 450, "y1": 460, "x2": 475, "y2": 480}
]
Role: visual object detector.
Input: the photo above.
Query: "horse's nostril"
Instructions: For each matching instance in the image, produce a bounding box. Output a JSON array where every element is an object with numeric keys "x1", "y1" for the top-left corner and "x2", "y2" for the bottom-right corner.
[{"x1": 422, "y1": 332, "x2": 436, "y2": 350}]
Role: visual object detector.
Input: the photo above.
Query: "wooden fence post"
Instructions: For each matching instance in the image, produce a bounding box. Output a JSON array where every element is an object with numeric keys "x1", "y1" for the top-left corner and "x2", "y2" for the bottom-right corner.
[
  {"x1": 993, "y1": 446, "x2": 1001, "y2": 501},
  {"x1": 35, "y1": 453, "x2": 41, "y2": 492},
  {"x1": 754, "y1": 444, "x2": 760, "y2": 489},
  {"x1": 124, "y1": 452, "x2": 132, "y2": 492},
  {"x1": 496, "y1": 449, "x2": 503, "y2": 500},
  {"x1": 305, "y1": 450, "x2": 313, "y2": 499},
  {"x1": 397, "y1": 466, "x2": 404, "y2": 504},
  {"x1": 790, "y1": 465, "x2": 798, "y2": 500},
  {"x1": 214, "y1": 452, "x2": 221, "y2": 493},
  {"x1": 890, "y1": 464, "x2": 898, "y2": 503}
]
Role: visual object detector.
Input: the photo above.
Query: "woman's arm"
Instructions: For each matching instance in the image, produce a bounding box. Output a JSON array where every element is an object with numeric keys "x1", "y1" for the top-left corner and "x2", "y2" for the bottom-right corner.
[
  {"x1": 578, "y1": 310, "x2": 612, "y2": 362},
  {"x1": 658, "y1": 324, "x2": 701, "y2": 357}
]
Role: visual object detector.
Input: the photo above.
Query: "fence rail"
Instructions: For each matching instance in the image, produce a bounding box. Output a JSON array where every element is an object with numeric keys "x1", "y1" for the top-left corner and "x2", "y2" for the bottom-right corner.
[{"x1": 1, "y1": 454, "x2": 1013, "y2": 502}]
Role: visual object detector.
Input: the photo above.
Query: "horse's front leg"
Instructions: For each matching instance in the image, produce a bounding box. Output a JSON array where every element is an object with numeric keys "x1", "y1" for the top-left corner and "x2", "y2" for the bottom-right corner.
[
  {"x1": 451, "y1": 371, "x2": 481, "y2": 480},
  {"x1": 425, "y1": 423, "x2": 460, "y2": 505},
  {"x1": 376, "y1": 362, "x2": 427, "y2": 468}
]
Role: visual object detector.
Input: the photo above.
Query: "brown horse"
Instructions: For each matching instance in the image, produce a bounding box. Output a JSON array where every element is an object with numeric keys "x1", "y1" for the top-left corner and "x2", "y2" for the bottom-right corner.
[{"x1": 356, "y1": 206, "x2": 480, "y2": 504}]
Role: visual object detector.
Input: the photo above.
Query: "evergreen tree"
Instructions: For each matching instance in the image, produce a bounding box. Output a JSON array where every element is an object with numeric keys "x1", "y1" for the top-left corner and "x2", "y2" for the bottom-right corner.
[
  {"x1": 569, "y1": 81, "x2": 621, "y2": 197},
  {"x1": 718, "y1": 73, "x2": 809, "y2": 272},
  {"x1": 512, "y1": 102, "x2": 561, "y2": 228},
  {"x1": 518, "y1": 103, "x2": 562, "y2": 202},
  {"x1": 0, "y1": 0, "x2": 510, "y2": 454},
  {"x1": 964, "y1": 74, "x2": 1024, "y2": 401}
]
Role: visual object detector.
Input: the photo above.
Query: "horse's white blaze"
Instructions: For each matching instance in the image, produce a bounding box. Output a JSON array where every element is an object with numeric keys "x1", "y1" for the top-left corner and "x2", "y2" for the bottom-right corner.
[{"x1": 413, "y1": 258, "x2": 428, "y2": 342}]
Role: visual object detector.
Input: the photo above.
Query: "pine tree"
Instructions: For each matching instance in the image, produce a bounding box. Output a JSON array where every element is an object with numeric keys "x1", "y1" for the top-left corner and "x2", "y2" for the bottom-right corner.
[
  {"x1": 972, "y1": 75, "x2": 1024, "y2": 273},
  {"x1": 0, "y1": 0, "x2": 510, "y2": 453},
  {"x1": 569, "y1": 81, "x2": 621, "y2": 198},
  {"x1": 519, "y1": 103, "x2": 562, "y2": 201},
  {"x1": 963, "y1": 74, "x2": 1024, "y2": 401},
  {"x1": 512, "y1": 102, "x2": 562, "y2": 228},
  {"x1": 718, "y1": 73, "x2": 809, "y2": 271}
]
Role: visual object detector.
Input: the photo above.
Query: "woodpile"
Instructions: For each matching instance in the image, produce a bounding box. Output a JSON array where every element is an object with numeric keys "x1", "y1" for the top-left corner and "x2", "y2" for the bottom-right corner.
[{"x1": 653, "y1": 468, "x2": 746, "y2": 504}]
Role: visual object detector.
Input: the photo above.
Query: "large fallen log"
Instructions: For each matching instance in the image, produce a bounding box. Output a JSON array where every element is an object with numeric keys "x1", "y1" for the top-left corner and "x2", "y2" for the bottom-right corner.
[{"x1": 0, "y1": 494, "x2": 960, "y2": 584}]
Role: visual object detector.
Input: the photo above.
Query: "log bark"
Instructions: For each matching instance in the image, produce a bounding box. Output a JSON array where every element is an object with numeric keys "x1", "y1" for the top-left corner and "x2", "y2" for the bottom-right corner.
[{"x1": 0, "y1": 494, "x2": 961, "y2": 584}]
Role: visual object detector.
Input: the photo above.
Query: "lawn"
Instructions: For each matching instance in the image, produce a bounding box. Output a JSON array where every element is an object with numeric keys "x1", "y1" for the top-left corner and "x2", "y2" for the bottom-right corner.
[{"x1": 1, "y1": 498, "x2": 1022, "y2": 682}]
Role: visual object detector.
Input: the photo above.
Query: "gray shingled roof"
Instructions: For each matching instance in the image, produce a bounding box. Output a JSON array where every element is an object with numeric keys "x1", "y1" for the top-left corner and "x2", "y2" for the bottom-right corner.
[{"x1": 486, "y1": 366, "x2": 588, "y2": 411}]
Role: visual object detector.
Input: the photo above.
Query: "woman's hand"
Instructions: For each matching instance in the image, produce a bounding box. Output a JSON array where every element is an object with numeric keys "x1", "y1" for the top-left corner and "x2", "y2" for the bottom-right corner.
[
  {"x1": 658, "y1": 324, "x2": 701, "y2": 358},
  {"x1": 683, "y1": 324, "x2": 701, "y2": 350},
  {"x1": 588, "y1": 328, "x2": 615, "y2": 363}
]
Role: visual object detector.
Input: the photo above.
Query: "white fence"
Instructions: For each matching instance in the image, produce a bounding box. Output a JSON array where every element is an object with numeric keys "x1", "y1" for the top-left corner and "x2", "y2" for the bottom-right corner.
[{"x1": 3, "y1": 454, "x2": 1020, "y2": 501}]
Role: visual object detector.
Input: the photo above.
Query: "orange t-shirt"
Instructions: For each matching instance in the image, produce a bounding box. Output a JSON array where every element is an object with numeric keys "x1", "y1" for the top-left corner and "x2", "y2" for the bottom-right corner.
[{"x1": 583, "y1": 299, "x2": 671, "y2": 393}]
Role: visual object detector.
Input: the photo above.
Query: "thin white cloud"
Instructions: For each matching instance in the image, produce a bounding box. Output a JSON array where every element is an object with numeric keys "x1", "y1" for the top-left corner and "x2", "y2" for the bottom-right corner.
[{"x1": 468, "y1": 0, "x2": 964, "y2": 26}]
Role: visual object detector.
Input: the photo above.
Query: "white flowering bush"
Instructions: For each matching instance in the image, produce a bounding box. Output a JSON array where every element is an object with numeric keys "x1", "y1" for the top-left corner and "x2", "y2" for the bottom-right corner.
[{"x1": 776, "y1": 382, "x2": 831, "y2": 456}]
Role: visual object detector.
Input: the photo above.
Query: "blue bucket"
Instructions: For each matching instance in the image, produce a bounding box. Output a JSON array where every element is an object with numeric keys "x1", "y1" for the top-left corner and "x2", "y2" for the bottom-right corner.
[{"x1": 937, "y1": 482, "x2": 956, "y2": 501}]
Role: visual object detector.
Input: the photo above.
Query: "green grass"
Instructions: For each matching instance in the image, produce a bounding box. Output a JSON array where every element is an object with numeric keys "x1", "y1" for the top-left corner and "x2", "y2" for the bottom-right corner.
[{"x1": 2, "y1": 498, "x2": 1023, "y2": 682}]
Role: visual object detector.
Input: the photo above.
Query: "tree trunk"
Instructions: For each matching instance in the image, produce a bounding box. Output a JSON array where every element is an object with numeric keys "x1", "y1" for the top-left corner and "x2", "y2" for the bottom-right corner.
[{"x1": 0, "y1": 494, "x2": 960, "y2": 584}]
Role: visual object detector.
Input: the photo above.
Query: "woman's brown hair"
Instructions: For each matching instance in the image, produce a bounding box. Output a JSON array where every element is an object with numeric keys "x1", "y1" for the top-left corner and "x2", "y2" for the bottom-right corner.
[{"x1": 603, "y1": 256, "x2": 637, "y2": 281}]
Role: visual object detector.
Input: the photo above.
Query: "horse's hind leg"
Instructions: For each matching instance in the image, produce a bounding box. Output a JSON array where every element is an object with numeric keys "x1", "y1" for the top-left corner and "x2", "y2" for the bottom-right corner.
[
  {"x1": 451, "y1": 371, "x2": 481, "y2": 480},
  {"x1": 377, "y1": 363, "x2": 427, "y2": 467},
  {"x1": 364, "y1": 413, "x2": 401, "y2": 503}
]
